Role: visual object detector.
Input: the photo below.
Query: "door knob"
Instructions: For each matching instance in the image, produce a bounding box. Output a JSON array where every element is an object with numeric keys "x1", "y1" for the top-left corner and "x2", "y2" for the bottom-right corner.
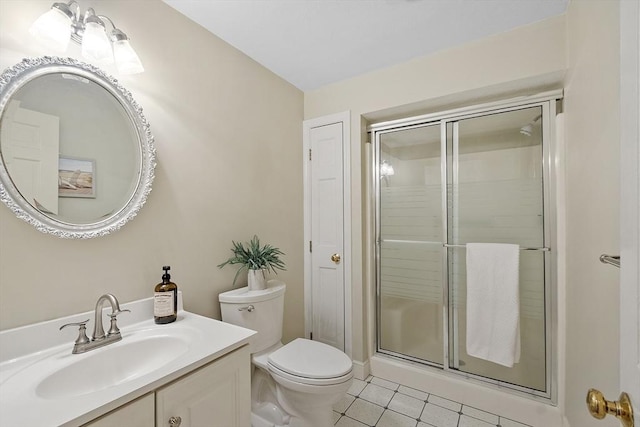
[
  {"x1": 587, "y1": 389, "x2": 634, "y2": 427},
  {"x1": 331, "y1": 253, "x2": 341, "y2": 264}
]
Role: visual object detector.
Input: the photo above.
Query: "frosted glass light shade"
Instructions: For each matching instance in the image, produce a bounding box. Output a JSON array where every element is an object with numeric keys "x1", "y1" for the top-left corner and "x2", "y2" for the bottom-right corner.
[
  {"x1": 29, "y1": 8, "x2": 72, "y2": 52},
  {"x1": 113, "y1": 39, "x2": 144, "y2": 75},
  {"x1": 82, "y1": 21, "x2": 113, "y2": 64}
]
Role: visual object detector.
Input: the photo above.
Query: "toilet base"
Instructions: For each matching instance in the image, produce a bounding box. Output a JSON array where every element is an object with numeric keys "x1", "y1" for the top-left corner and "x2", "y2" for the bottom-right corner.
[
  {"x1": 251, "y1": 402, "x2": 288, "y2": 427},
  {"x1": 251, "y1": 364, "x2": 344, "y2": 427},
  {"x1": 251, "y1": 367, "x2": 289, "y2": 426},
  {"x1": 274, "y1": 384, "x2": 338, "y2": 427}
]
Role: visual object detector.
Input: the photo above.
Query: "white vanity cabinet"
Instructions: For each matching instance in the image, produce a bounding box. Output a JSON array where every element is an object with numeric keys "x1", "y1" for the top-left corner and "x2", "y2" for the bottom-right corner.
[
  {"x1": 82, "y1": 346, "x2": 250, "y2": 427},
  {"x1": 84, "y1": 394, "x2": 155, "y2": 427},
  {"x1": 156, "y1": 345, "x2": 251, "y2": 427}
]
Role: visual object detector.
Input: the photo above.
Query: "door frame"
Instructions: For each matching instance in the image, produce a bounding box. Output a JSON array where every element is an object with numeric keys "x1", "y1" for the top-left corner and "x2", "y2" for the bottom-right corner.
[
  {"x1": 619, "y1": 0, "x2": 639, "y2": 410},
  {"x1": 303, "y1": 111, "x2": 352, "y2": 357}
]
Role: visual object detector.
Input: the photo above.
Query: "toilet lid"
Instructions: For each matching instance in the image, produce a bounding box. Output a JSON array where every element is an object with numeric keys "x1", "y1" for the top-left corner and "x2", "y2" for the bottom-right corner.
[{"x1": 267, "y1": 338, "x2": 352, "y2": 379}]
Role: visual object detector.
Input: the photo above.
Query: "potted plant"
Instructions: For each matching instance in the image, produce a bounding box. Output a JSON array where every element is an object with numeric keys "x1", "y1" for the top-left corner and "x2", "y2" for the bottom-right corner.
[{"x1": 217, "y1": 235, "x2": 286, "y2": 290}]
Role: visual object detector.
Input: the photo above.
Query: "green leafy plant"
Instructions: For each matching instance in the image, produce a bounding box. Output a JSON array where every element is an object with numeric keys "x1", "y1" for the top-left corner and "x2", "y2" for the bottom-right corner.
[{"x1": 217, "y1": 235, "x2": 286, "y2": 286}]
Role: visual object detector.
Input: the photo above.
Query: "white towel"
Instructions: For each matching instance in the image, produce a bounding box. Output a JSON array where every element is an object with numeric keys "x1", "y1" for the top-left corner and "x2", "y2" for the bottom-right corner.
[{"x1": 465, "y1": 243, "x2": 521, "y2": 367}]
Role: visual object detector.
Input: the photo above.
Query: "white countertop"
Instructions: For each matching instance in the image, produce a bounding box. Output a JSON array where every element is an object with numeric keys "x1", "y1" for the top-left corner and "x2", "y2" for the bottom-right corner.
[{"x1": 0, "y1": 294, "x2": 255, "y2": 427}]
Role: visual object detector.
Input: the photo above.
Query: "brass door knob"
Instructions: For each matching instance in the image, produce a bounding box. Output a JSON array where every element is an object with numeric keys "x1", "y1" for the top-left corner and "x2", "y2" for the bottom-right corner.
[
  {"x1": 587, "y1": 389, "x2": 634, "y2": 427},
  {"x1": 331, "y1": 253, "x2": 341, "y2": 264}
]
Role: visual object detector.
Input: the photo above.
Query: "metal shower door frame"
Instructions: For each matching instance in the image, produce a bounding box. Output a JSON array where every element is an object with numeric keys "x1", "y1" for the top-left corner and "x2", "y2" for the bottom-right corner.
[{"x1": 370, "y1": 90, "x2": 561, "y2": 403}]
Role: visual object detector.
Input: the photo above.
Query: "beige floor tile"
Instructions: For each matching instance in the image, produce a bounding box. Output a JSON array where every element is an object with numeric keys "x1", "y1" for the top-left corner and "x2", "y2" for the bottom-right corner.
[
  {"x1": 376, "y1": 410, "x2": 418, "y2": 427},
  {"x1": 360, "y1": 383, "x2": 396, "y2": 407},
  {"x1": 346, "y1": 398, "x2": 385, "y2": 426},
  {"x1": 420, "y1": 402, "x2": 460, "y2": 427},
  {"x1": 388, "y1": 393, "x2": 425, "y2": 419}
]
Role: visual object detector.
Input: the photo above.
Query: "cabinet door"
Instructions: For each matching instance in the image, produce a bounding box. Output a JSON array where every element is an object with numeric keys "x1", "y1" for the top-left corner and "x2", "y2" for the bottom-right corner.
[
  {"x1": 156, "y1": 346, "x2": 251, "y2": 427},
  {"x1": 83, "y1": 393, "x2": 154, "y2": 427}
]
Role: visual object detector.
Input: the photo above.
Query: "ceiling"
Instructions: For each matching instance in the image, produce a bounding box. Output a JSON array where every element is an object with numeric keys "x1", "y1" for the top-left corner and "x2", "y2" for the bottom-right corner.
[{"x1": 163, "y1": 0, "x2": 568, "y2": 91}]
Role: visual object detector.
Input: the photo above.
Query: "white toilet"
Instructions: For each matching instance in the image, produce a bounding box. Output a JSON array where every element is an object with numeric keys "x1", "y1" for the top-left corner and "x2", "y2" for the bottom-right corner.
[{"x1": 219, "y1": 280, "x2": 353, "y2": 427}]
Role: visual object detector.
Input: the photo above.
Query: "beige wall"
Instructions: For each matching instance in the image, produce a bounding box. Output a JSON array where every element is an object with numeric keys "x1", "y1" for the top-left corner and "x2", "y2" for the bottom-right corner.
[
  {"x1": 0, "y1": 0, "x2": 305, "y2": 344},
  {"x1": 0, "y1": 1, "x2": 625, "y2": 424},
  {"x1": 564, "y1": 0, "x2": 620, "y2": 425},
  {"x1": 305, "y1": 1, "x2": 624, "y2": 424},
  {"x1": 305, "y1": 16, "x2": 566, "y2": 364}
]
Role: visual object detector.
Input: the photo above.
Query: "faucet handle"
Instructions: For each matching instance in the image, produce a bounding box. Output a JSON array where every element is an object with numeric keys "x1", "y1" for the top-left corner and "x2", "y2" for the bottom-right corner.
[
  {"x1": 60, "y1": 319, "x2": 91, "y2": 348},
  {"x1": 107, "y1": 309, "x2": 130, "y2": 336}
]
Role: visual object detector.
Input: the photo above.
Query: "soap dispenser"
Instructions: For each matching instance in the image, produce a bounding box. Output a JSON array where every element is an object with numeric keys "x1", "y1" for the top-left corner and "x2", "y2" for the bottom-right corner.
[{"x1": 154, "y1": 266, "x2": 178, "y2": 324}]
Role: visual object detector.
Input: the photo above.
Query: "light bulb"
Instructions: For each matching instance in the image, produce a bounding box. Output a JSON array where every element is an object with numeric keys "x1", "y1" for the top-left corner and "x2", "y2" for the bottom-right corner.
[
  {"x1": 113, "y1": 38, "x2": 144, "y2": 74},
  {"x1": 82, "y1": 20, "x2": 113, "y2": 64},
  {"x1": 29, "y1": 7, "x2": 72, "y2": 52}
]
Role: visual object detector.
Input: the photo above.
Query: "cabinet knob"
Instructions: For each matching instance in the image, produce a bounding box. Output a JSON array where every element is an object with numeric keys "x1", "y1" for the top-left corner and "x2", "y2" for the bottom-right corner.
[{"x1": 168, "y1": 416, "x2": 182, "y2": 427}]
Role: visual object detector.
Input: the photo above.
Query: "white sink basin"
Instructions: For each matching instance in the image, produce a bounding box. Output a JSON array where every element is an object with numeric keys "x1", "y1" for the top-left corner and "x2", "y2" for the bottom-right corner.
[
  {"x1": 35, "y1": 332, "x2": 189, "y2": 399},
  {"x1": 0, "y1": 297, "x2": 255, "y2": 427}
]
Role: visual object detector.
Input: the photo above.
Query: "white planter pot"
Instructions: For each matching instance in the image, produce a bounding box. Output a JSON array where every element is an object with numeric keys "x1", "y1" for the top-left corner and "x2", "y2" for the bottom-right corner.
[{"x1": 247, "y1": 269, "x2": 267, "y2": 291}]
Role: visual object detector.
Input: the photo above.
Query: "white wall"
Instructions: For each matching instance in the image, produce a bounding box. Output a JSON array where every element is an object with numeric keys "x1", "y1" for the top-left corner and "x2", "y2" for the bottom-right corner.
[{"x1": 0, "y1": 0, "x2": 305, "y2": 344}]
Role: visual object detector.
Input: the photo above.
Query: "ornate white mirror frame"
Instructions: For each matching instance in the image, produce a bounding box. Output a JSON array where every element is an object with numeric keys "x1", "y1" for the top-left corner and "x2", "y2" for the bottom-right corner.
[{"x1": 0, "y1": 56, "x2": 155, "y2": 238}]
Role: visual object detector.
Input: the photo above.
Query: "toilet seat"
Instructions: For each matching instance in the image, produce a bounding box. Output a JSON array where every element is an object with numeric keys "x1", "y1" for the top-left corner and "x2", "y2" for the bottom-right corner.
[
  {"x1": 267, "y1": 338, "x2": 353, "y2": 386},
  {"x1": 268, "y1": 363, "x2": 353, "y2": 387}
]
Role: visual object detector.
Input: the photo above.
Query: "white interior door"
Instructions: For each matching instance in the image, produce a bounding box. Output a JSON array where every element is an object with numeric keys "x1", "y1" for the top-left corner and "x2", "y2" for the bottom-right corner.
[
  {"x1": 310, "y1": 122, "x2": 344, "y2": 351},
  {"x1": 620, "y1": 0, "x2": 640, "y2": 414},
  {"x1": 0, "y1": 100, "x2": 59, "y2": 214},
  {"x1": 303, "y1": 112, "x2": 351, "y2": 355}
]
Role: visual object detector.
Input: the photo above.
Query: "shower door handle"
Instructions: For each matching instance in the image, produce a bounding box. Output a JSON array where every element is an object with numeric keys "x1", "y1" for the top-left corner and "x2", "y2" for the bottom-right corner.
[
  {"x1": 331, "y1": 253, "x2": 341, "y2": 264},
  {"x1": 586, "y1": 389, "x2": 634, "y2": 427}
]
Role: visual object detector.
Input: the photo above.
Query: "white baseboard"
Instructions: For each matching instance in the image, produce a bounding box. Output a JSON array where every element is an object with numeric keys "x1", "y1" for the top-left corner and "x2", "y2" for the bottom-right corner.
[{"x1": 352, "y1": 359, "x2": 370, "y2": 380}]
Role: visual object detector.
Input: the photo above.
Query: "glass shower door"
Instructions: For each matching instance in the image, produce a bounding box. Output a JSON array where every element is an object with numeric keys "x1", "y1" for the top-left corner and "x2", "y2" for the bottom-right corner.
[
  {"x1": 447, "y1": 107, "x2": 548, "y2": 391},
  {"x1": 377, "y1": 123, "x2": 444, "y2": 365}
]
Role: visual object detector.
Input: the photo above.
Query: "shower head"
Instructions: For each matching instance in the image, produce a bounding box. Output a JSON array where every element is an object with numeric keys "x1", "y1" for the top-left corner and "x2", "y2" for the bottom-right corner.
[
  {"x1": 520, "y1": 124, "x2": 533, "y2": 137},
  {"x1": 520, "y1": 114, "x2": 542, "y2": 137}
]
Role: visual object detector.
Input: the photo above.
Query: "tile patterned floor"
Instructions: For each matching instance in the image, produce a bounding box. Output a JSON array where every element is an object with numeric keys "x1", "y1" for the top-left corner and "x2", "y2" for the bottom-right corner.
[{"x1": 332, "y1": 376, "x2": 532, "y2": 427}]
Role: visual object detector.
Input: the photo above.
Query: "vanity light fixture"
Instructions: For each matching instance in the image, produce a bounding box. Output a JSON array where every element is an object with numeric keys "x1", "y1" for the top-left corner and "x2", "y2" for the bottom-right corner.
[{"x1": 29, "y1": 1, "x2": 144, "y2": 74}]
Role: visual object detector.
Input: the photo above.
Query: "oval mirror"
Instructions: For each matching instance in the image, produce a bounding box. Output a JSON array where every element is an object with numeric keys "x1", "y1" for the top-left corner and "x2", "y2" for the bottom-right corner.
[{"x1": 0, "y1": 57, "x2": 155, "y2": 238}]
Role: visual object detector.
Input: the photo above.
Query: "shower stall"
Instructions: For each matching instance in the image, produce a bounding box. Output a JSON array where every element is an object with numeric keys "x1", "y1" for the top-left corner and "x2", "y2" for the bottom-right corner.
[{"x1": 370, "y1": 93, "x2": 559, "y2": 400}]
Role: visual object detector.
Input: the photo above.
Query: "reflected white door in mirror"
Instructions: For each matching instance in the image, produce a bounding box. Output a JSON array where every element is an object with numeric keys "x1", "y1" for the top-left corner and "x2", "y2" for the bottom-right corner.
[{"x1": 0, "y1": 56, "x2": 156, "y2": 238}]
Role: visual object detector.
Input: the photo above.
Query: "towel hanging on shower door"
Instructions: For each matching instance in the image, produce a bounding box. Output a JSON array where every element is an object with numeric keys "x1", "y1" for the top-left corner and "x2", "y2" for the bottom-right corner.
[{"x1": 465, "y1": 243, "x2": 521, "y2": 368}]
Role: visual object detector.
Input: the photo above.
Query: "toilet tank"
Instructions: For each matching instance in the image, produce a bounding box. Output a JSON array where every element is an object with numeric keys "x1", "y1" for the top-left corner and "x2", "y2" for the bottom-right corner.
[{"x1": 218, "y1": 280, "x2": 286, "y2": 353}]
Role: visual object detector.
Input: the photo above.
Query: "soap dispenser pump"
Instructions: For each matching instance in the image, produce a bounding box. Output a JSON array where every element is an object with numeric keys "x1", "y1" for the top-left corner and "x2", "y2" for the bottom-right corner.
[{"x1": 154, "y1": 266, "x2": 178, "y2": 324}]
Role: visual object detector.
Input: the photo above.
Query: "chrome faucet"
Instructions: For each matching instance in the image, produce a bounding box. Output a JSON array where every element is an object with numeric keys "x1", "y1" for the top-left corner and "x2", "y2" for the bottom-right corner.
[{"x1": 60, "y1": 293, "x2": 130, "y2": 354}]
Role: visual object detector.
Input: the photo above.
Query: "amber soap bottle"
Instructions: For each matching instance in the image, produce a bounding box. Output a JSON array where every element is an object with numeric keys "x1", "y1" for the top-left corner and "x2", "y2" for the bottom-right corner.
[{"x1": 154, "y1": 266, "x2": 178, "y2": 324}]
